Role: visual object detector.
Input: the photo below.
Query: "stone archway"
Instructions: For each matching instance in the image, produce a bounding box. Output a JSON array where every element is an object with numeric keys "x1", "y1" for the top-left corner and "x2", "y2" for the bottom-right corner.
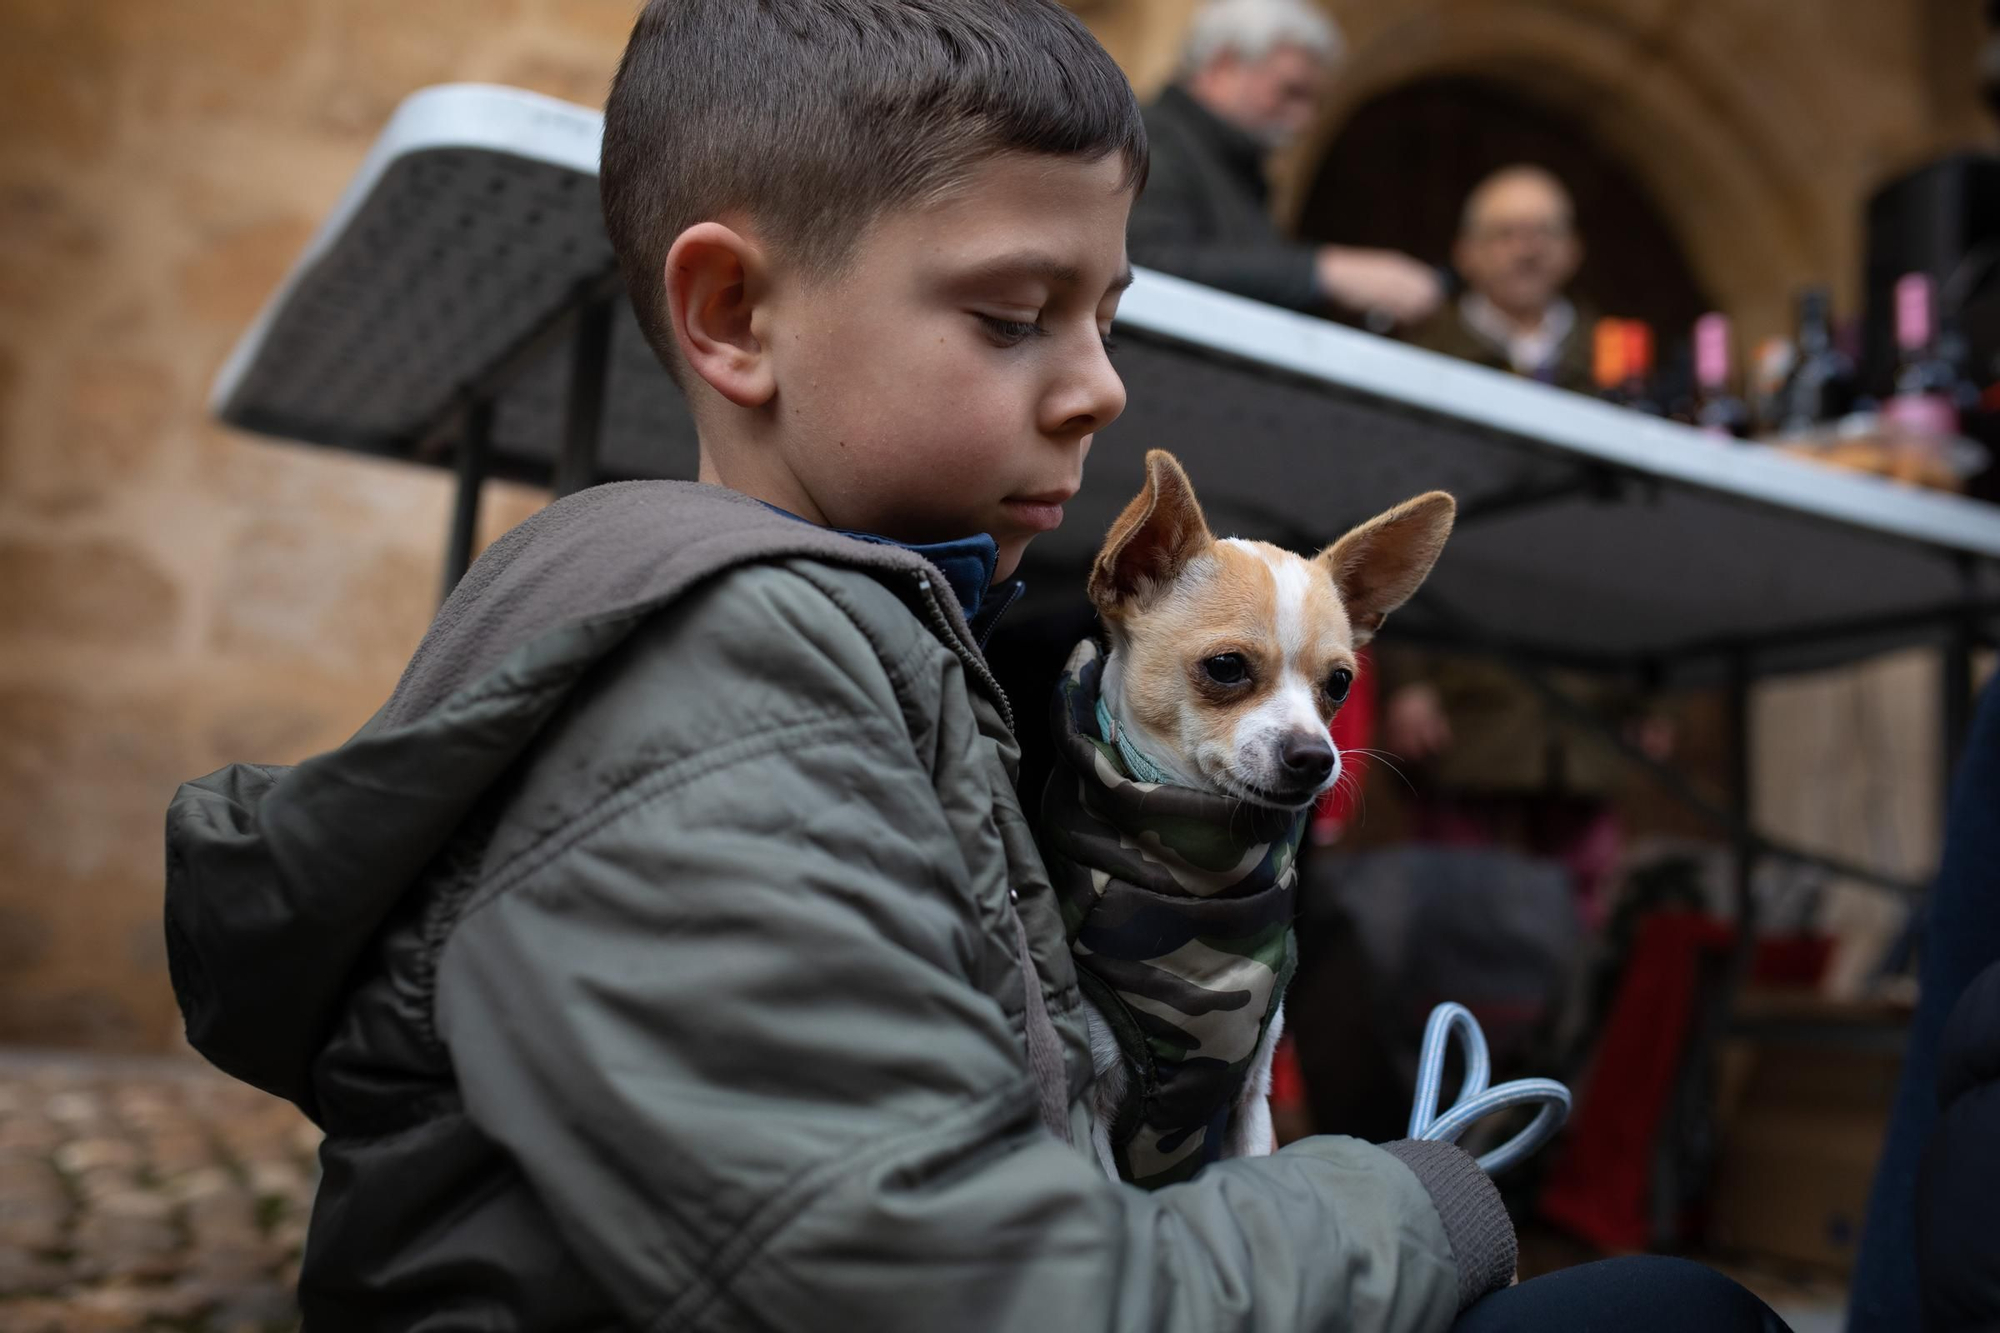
[
  {"x1": 1297, "y1": 76, "x2": 1715, "y2": 344},
  {"x1": 1076, "y1": 0, "x2": 1986, "y2": 348},
  {"x1": 1269, "y1": 2, "x2": 1837, "y2": 348}
]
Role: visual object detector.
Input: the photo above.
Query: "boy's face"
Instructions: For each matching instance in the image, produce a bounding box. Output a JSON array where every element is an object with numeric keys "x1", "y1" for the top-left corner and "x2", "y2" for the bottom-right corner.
[{"x1": 757, "y1": 152, "x2": 1135, "y2": 581}]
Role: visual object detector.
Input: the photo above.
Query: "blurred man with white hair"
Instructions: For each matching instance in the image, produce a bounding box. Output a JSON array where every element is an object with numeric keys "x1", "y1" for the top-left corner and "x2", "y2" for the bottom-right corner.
[{"x1": 1129, "y1": 0, "x2": 1443, "y2": 324}]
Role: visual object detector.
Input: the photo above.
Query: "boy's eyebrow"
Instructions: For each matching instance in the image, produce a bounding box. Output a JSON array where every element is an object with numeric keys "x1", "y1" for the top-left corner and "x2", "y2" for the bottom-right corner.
[{"x1": 957, "y1": 251, "x2": 1136, "y2": 295}]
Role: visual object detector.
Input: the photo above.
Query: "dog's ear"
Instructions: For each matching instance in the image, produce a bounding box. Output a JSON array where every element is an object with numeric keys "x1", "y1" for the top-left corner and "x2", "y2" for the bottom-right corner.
[
  {"x1": 1089, "y1": 450, "x2": 1213, "y2": 617},
  {"x1": 1317, "y1": 491, "x2": 1456, "y2": 645}
]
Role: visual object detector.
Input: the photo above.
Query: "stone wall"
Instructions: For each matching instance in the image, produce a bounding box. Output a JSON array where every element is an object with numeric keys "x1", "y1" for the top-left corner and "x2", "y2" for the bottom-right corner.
[
  {"x1": 0, "y1": 0, "x2": 618, "y2": 1050},
  {"x1": 0, "y1": 0, "x2": 1987, "y2": 1051}
]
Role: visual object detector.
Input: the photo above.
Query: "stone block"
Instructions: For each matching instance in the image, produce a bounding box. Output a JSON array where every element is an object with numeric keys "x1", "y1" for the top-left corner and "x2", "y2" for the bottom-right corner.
[
  {"x1": 316, "y1": 0, "x2": 527, "y2": 135},
  {"x1": 0, "y1": 179, "x2": 105, "y2": 322},
  {"x1": 66, "y1": 1212, "x2": 180, "y2": 1282},
  {"x1": 90, "y1": 1189, "x2": 175, "y2": 1223},
  {"x1": 140, "y1": 1130, "x2": 217, "y2": 1181},
  {"x1": 0, "y1": 342, "x2": 18, "y2": 442},
  {"x1": 0, "y1": 984, "x2": 150, "y2": 1053},
  {"x1": 0, "y1": 1151, "x2": 73, "y2": 1250},
  {"x1": 104, "y1": 0, "x2": 304, "y2": 121},
  {"x1": 176, "y1": 215, "x2": 317, "y2": 327},
  {"x1": 184, "y1": 1241, "x2": 272, "y2": 1286},
  {"x1": 502, "y1": 49, "x2": 614, "y2": 107},
  {"x1": 204, "y1": 1280, "x2": 300, "y2": 1329},
  {"x1": 9, "y1": 355, "x2": 180, "y2": 513},
  {"x1": 40, "y1": 1091, "x2": 105, "y2": 1129},
  {"x1": 68, "y1": 1281, "x2": 209, "y2": 1326},
  {"x1": 0, "y1": 1296, "x2": 131, "y2": 1333},
  {"x1": 209, "y1": 520, "x2": 436, "y2": 678},
  {"x1": 0, "y1": 3, "x2": 119, "y2": 162},
  {"x1": 0, "y1": 1116, "x2": 61, "y2": 1154},
  {"x1": 0, "y1": 904, "x2": 53, "y2": 972},
  {"x1": 245, "y1": 1160, "x2": 308, "y2": 1204},
  {"x1": 0, "y1": 1246, "x2": 71, "y2": 1294},
  {"x1": 53, "y1": 1137, "x2": 142, "y2": 1176},
  {"x1": 0, "y1": 688, "x2": 193, "y2": 883},
  {"x1": 0, "y1": 538, "x2": 181, "y2": 649},
  {"x1": 545, "y1": 0, "x2": 645, "y2": 48},
  {"x1": 200, "y1": 695, "x2": 339, "y2": 770}
]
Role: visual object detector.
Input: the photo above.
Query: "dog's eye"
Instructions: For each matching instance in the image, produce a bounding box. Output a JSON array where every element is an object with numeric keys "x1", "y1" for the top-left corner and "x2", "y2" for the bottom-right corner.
[
  {"x1": 1325, "y1": 668, "x2": 1355, "y2": 703},
  {"x1": 1202, "y1": 653, "x2": 1250, "y2": 686}
]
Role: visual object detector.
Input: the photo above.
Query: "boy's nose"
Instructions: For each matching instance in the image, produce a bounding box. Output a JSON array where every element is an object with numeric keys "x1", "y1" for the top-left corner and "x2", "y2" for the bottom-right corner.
[
  {"x1": 1044, "y1": 335, "x2": 1127, "y2": 439},
  {"x1": 1280, "y1": 733, "x2": 1335, "y2": 785}
]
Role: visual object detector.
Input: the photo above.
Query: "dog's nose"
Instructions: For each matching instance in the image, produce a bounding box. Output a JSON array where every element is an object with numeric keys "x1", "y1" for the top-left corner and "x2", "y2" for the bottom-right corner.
[{"x1": 1280, "y1": 733, "x2": 1335, "y2": 785}]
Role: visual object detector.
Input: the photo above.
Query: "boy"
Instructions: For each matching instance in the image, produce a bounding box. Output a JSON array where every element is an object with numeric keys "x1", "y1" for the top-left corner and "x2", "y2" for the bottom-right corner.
[{"x1": 165, "y1": 2, "x2": 1514, "y2": 1327}]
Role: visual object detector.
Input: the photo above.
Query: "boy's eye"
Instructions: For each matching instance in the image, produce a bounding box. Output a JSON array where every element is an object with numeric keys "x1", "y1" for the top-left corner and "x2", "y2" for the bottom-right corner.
[
  {"x1": 1202, "y1": 653, "x2": 1250, "y2": 686},
  {"x1": 977, "y1": 314, "x2": 1045, "y2": 347},
  {"x1": 1100, "y1": 331, "x2": 1120, "y2": 357},
  {"x1": 1325, "y1": 668, "x2": 1354, "y2": 704}
]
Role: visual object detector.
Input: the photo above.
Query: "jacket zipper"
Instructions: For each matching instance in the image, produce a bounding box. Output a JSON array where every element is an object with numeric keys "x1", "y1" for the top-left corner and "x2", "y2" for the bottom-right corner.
[{"x1": 908, "y1": 574, "x2": 1016, "y2": 738}]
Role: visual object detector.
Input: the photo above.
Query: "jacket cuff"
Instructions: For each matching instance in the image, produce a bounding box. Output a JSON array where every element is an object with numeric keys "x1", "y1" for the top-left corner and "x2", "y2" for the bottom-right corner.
[{"x1": 1382, "y1": 1138, "x2": 1516, "y2": 1309}]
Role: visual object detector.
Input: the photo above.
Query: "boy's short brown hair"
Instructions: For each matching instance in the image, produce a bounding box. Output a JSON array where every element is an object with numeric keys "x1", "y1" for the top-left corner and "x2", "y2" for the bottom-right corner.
[{"x1": 601, "y1": 0, "x2": 1147, "y2": 377}]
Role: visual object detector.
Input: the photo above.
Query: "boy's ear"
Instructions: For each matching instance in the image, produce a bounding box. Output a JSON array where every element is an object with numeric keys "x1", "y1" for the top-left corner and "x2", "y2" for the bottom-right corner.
[
  {"x1": 1317, "y1": 491, "x2": 1456, "y2": 645},
  {"x1": 1088, "y1": 450, "x2": 1213, "y2": 617},
  {"x1": 665, "y1": 222, "x2": 774, "y2": 408}
]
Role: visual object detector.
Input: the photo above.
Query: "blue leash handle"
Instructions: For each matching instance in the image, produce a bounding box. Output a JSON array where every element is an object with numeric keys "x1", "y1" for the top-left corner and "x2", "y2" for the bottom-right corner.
[{"x1": 1407, "y1": 1002, "x2": 1572, "y2": 1176}]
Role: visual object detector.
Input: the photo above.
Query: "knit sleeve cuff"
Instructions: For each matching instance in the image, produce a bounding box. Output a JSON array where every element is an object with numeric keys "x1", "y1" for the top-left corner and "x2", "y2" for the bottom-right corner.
[{"x1": 1382, "y1": 1138, "x2": 1517, "y2": 1309}]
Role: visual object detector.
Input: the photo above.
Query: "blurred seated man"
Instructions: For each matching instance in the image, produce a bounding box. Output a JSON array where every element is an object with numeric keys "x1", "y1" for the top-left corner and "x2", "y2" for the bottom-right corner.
[
  {"x1": 1414, "y1": 165, "x2": 1592, "y2": 389},
  {"x1": 1129, "y1": 0, "x2": 1442, "y2": 325}
]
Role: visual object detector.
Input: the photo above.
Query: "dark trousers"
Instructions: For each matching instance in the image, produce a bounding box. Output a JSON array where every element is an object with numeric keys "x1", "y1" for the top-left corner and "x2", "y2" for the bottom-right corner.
[
  {"x1": 1454, "y1": 1256, "x2": 1790, "y2": 1331},
  {"x1": 1849, "y1": 676, "x2": 2000, "y2": 1331}
]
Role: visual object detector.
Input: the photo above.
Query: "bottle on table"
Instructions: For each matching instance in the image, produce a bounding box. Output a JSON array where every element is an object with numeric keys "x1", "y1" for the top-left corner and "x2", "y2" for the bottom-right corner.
[
  {"x1": 1749, "y1": 336, "x2": 1796, "y2": 436},
  {"x1": 1881, "y1": 271, "x2": 1980, "y2": 486},
  {"x1": 1619, "y1": 320, "x2": 1663, "y2": 416},
  {"x1": 1691, "y1": 313, "x2": 1752, "y2": 439},
  {"x1": 1592, "y1": 318, "x2": 1628, "y2": 406},
  {"x1": 1882, "y1": 272, "x2": 1961, "y2": 439},
  {"x1": 1774, "y1": 287, "x2": 1857, "y2": 436}
]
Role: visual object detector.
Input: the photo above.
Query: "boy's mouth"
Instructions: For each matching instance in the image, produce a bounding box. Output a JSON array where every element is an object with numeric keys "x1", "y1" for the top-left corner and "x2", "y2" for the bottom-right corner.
[{"x1": 1003, "y1": 490, "x2": 1075, "y2": 532}]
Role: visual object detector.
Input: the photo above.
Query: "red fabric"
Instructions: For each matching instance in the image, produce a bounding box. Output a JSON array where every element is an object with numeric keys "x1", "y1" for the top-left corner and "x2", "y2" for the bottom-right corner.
[
  {"x1": 1313, "y1": 647, "x2": 1378, "y2": 841},
  {"x1": 1269, "y1": 1033, "x2": 1306, "y2": 1111},
  {"x1": 1538, "y1": 914, "x2": 1833, "y2": 1251}
]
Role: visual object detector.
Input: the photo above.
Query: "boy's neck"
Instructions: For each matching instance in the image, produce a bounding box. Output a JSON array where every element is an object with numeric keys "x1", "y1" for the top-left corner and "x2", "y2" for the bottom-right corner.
[
  {"x1": 698, "y1": 444, "x2": 1016, "y2": 634},
  {"x1": 698, "y1": 448, "x2": 829, "y2": 528}
]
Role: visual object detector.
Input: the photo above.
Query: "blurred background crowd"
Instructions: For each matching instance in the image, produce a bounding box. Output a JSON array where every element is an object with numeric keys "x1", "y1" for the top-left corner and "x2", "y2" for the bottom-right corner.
[{"x1": 4, "y1": 1, "x2": 2000, "y2": 1330}]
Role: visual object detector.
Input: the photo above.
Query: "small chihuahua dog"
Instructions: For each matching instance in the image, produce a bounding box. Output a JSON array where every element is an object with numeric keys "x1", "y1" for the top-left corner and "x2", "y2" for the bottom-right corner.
[
  {"x1": 1090, "y1": 450, "x2": 1456, "y2": 811},
  {"x1": 1062, "y1": 449, "x2": 1454, "y2": 1178}
]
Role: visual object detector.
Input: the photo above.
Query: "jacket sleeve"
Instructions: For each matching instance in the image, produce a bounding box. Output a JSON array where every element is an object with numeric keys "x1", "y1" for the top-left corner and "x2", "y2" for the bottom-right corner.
[
  {"x1": 1918, "y1": 960, "x2": 2000, "y2": 1331},
  {"x1": 435, "y1": 567, "x2": 1495, "y2": 1333},
  {"x1": 1127, "y1": 135, "x2": 1323, "y2": 312}
]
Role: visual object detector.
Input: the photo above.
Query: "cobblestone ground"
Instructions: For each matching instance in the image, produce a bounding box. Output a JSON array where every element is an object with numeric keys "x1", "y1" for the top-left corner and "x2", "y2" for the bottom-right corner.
[{"x1": 0, "y1": 1050, "x2": 317, "y2": 1332}]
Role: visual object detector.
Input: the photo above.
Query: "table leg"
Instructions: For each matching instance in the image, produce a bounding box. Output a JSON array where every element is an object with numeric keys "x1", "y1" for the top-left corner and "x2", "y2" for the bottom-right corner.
[
  {"x1": 441, "y1": 399, "x2": 492, "y2": 601},
  {"x1": 556, "y1": 294, "x2": 614, "y2": 498}
]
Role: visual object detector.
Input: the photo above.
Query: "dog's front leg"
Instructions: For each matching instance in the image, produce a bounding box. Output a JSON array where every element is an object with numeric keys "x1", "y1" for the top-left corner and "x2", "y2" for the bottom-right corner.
[{"x1": 1222, "y1": 1000, "x2": 1285, "y2": 1158}]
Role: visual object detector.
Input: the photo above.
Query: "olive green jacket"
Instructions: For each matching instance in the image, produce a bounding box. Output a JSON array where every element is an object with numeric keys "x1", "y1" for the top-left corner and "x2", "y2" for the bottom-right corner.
[{"x1": 164, "y1": 481, "x2": 1510, "y2": 1330}]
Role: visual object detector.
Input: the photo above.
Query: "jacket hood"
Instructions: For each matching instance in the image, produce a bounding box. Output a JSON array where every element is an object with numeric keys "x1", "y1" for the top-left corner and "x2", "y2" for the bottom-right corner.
[{"x1": 164, "y1": 481, "x2": 981, "y2": 1120}]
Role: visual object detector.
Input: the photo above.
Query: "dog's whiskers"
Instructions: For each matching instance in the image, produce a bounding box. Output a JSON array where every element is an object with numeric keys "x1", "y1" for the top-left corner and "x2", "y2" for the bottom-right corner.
[{"x1": 1339, "y1": 747, "x2": 1418, "y2": 796}]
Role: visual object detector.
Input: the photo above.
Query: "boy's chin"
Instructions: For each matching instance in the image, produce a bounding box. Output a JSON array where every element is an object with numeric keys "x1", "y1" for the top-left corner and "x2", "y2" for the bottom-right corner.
[{"x1": 992, "y1": 536, "x2": 1032, "y2": 583}]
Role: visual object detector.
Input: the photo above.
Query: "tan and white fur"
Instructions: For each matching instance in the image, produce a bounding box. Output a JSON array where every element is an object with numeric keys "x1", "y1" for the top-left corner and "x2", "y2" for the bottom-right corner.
[{"x1": 1080, "y1": 449, "x2": 1455, "y2": 1171}]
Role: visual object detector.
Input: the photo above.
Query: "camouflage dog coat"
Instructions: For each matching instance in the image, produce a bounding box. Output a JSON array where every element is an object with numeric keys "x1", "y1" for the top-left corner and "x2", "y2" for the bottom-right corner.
[{"x1": 1039, "y1": 640, "x2": 1307, "y2": 1188}]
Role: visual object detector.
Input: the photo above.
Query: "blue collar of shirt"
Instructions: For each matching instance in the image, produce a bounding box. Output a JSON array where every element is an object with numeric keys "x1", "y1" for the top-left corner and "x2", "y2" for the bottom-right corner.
[{"x1": 756, "y1": 502, "x2": 1003, "y2": 622}]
